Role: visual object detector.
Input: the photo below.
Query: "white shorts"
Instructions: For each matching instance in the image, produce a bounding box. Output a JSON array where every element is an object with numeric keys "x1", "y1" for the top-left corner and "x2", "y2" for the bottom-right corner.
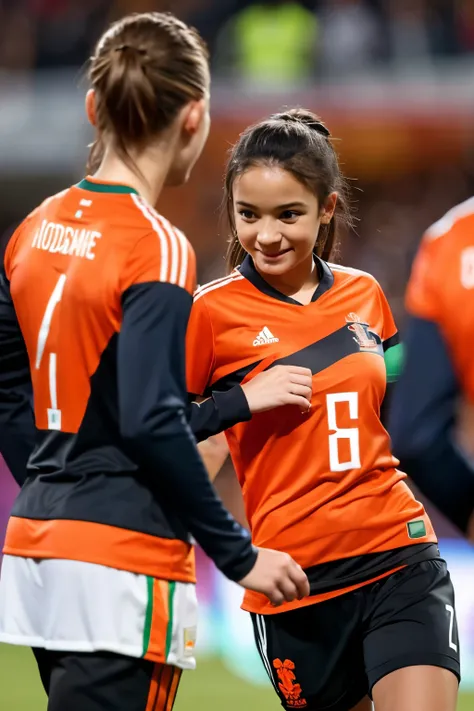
[{"x1": 0, "y1": 554, "x2": 198, "y2": 669}]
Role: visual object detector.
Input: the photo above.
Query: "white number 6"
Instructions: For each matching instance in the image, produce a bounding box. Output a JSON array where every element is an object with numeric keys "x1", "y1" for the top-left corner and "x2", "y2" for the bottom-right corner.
[
  {"x1": 35, "y1": 274, "x2": 67, "y2": 430},
  {"x1": 326, "y1": 392, "x2": 361, "y2": 472}
]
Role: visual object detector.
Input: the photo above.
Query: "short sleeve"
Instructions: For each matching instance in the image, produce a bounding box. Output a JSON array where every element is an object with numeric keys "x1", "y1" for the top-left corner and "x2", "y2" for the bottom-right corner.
[
  {"x1": 186, "y1": 295, "x2": 216, "y2": 396},
  {"x1": 374, "y1": 280, "x2": 399, "y2": 348},
  {"x1": 120, "y1": 227, "x2": 196, "y2": 297},
  {"x1": 405, "y1": 235, "x2": 440, "y2": 322},
  {"x1": 374, "y1": 281, "x2": 403, "y2": 394}
]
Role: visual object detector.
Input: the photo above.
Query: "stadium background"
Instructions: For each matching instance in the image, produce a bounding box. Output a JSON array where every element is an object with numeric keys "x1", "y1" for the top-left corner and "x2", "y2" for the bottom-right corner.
[{"x1": 1, "y1": 1, "x2": 474, "y2": 708}]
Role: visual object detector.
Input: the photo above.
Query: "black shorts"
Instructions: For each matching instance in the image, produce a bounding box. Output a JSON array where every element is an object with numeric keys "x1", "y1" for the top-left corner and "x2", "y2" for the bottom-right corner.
[
  {"x1": 250, "y1": 559, "x2": 460, "y2": 711},
  {"x1": 33, "y1": 648, "x2": 182, "y2": 711}
]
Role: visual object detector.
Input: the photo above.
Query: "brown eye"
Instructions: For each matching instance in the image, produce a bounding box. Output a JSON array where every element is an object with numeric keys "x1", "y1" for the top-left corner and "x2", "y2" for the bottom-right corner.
[
  {"x1": 239, "y1": 209, "x2": 256, "y2": 220},
  {"x1": 280, "y1": 210, "x2": 300, "y2": 220}
]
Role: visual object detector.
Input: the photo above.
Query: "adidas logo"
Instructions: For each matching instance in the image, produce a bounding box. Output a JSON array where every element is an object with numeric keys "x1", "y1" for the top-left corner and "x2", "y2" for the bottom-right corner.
[{"x1": 253, "y1": 326, "x2": 279, "y2": 346}]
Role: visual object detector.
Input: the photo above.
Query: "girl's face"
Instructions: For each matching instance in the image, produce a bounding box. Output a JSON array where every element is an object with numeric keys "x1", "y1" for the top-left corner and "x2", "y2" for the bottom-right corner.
[{"x1": 233, "y1": 164, "x2": 336, "y2": 279}]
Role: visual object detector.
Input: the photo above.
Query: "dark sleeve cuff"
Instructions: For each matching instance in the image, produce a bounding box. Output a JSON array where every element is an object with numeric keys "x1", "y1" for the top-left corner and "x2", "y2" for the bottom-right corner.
[
  {"x1": 219, "y1": 543, "x2": 259, "y2": 582},
  {"x1": 383, "y1": 332, "x2": 400, "y2": 351},
  {"x1": 212, "y1": 386, "x2": 252, "y2": 427},
  {"x1": 189, "y1": 386, "x2": 252, "y2": 442}
]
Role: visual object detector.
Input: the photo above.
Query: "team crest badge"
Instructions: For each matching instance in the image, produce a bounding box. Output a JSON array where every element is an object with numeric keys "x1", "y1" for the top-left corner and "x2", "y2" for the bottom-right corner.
[
  {"x1": 346, "y1": 312, "x2": 379, "y2": 352},
  {"x1": 273, "y1": 659, "x2": 307, "y2": 708}
]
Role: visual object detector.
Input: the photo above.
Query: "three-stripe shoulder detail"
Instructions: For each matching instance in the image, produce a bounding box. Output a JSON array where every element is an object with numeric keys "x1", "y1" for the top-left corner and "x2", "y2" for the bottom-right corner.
[
  {"x1": 327, "y1": 263, "x2": 376, "y2": 280},
  {"x1": 131, "y1": 193, "x2": 190, "y2": 289},
  {"x1": 424, "y1": 196, "x2": 474, "y2": 242},
  {"x1": 194, "y1": 272, "x2": 245, "y2": 302}
]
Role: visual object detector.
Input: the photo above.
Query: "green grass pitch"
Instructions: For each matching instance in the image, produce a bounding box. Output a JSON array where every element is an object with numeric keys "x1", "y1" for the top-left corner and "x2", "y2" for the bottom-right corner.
[{"x1": 0, "y1": 644, "x2": 472, "y2": 710}]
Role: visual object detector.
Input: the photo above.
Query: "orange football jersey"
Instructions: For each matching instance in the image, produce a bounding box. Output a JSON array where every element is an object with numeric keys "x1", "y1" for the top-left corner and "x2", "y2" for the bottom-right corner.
[
  {"x1": 6, "y1": 181, "x2": 196, "y2": 434},
  {"x1": 3, "y1": 177, "x2": 198, "y2": 582},
  {"x1": 187, "y1": 256, "x2": 436, "y2": 614},
  {"x1": 406, "y1": 197, "x2": 474, "y2": 402}
]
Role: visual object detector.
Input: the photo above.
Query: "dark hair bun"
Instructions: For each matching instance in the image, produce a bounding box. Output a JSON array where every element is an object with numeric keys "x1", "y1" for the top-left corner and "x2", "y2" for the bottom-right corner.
[{"x1": 274, "y1": 108, "x2": 331, "y2": 138}]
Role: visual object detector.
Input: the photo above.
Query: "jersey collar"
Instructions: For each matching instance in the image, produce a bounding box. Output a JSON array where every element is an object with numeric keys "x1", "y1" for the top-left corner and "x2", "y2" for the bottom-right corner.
[
  {"x1": 76, "y1": 177, "x2": 139, "y2": 195},
  {"x1": 238, "y1": 254, "x2": 334, "y2": 306}
]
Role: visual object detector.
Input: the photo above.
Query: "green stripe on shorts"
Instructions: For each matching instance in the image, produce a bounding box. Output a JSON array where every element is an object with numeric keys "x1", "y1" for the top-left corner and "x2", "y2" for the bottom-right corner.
[
  {"x1": 165, "y1": 581, "x2": 176, "y2": 660},
  {"x1": 142, "y1": 576, "x2": 154, "y2": 656}
]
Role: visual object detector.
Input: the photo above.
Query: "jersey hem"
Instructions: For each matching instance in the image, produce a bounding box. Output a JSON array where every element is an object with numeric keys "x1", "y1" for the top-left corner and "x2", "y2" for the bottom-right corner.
[
  {"x1": 0, "y1": 634, "x2": 196, "y2": 670},
  {"x1": 3, "y1": 516, "x2": 197, "y2": 583},
  {"x1": 241, "y1": 566, "x2": 406, "y2": 615}
]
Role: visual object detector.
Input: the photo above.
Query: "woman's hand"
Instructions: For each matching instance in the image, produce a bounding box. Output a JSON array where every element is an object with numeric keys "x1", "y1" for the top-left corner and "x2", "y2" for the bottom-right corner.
[{"x1": 242, "y1": 365, "x2": 313, "y2": 414}]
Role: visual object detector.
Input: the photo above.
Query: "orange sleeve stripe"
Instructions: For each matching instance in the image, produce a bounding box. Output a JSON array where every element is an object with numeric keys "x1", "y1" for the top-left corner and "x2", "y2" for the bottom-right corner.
[
  {"x1": 131, "y1": 195, "x2": 191, "y2": 290},
  {"x1": 3, "y1": 516, "x2": 196, "y2": 583}
]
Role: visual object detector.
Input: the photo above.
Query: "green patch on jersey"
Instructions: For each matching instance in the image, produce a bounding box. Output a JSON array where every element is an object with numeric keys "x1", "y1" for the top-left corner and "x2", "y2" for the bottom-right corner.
[{"x1": 407, "y1": 519, "x2": 427, "y2": 539}]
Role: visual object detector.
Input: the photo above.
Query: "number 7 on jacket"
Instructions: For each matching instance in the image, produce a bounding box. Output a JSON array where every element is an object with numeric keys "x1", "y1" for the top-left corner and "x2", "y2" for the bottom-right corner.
[{"x1": 35, "y1": 274, "x2": 67, "y2": 431}]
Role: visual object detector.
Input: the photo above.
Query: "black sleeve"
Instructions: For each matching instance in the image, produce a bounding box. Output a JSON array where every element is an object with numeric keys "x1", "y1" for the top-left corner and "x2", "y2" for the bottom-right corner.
[
  {"x1": 380, "y1": 381, "x2": 396, "y2": 430},
  {"x1": 118, "y1": 280, "x2": 257, "y2": 581},
  {"x1": 0, "y1": 266, "x2": 36, "y2": 485},
  {"x1": 380, "y1": 338, "x2": 403, "y2": 429},
  {"x1": 188, "y1": 387, "x2": 251, "y2": 442},
  {"x1": 388, "y1": 315, "x2": 474, "y2": 532}
]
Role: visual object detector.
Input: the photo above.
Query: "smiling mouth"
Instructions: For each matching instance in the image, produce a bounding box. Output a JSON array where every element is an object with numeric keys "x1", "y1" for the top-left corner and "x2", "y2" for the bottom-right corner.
[{"x1": 259, "y1": 249, "x2": 292, "y2": 259}]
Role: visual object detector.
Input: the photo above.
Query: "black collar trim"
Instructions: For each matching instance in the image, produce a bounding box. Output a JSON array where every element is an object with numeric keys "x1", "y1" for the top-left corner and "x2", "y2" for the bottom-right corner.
[{"x1": 238, "y1": 254, "x2": 334, "y2": 305}]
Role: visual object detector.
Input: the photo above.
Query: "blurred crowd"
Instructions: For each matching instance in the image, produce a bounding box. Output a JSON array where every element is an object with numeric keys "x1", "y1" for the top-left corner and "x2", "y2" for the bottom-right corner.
[
  {"x1": 1, "y1": 0, "x2": 474, "y2": 80},
  {"x1": 1, "y1": 0, "x2": 474, "y2": 332}
]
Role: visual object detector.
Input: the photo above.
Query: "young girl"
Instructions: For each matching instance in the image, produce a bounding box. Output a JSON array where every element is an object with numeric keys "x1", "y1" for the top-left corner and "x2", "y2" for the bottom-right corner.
[
  {"x1": 186, "y1": 109, "x2": 460, "y2": 711},
  {"x1": 0, "y1": 14, "x2": 309, "y2": 711}
]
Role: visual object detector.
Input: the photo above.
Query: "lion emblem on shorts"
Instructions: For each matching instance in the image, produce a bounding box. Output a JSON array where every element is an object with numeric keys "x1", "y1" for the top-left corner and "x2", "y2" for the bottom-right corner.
[{"x1": 273, "y1": 658, "x2": 307, "y2": 708}]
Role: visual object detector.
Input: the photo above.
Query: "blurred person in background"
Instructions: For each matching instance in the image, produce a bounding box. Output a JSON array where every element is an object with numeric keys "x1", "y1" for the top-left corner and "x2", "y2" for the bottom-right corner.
[
  {"x1": 184, "y1": 0, "x2": 243, "y2": 61},
  {"x1": 30, "y1": 0, "x2": 109, "y2": 69},
  {"x1": 427, "y1": 0, "x2": 459, "y2": 59},
  {"x1": 385, "y1": 0, "x2": 435, "y2": 72},
  {"x1": 187, "y1": 108, "x2": 460, "y2": 711},
  {"x1": 1, "y1": 0, "x2": 473, "y2": 75},
  {"x1": 0, "y1": 12, "x2": 310, "y2": 711},
  {"x1": 108, "y1": 1, "x2": 204, "y2": 23},
  {"x1": 0, "y1": 0, "x2": 36, "y2": 70},
  {"x1": 456, "y1": 0, "x2": 474, "y2": 54},
  {"x1": 318, "y1": 0, "x2": 381, "y2": 77},
  {"x1": 213, "y1": 0, "x2": 318, "y2": 85},
  {"x1": 389, "y1": 198, "x2": 474, "y2": 540}
]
